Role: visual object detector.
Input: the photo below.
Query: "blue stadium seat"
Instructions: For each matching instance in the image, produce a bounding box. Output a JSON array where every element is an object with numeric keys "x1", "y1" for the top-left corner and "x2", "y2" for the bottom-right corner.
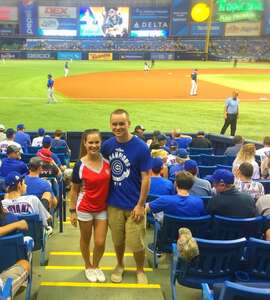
[
  {"x1": 189, "y1": 148, "x2": 214, "y2": 155},
  {"x1": 201, "y1": 196, "x2": 212, "y2": 208},
  {"x1": 202, "y1": 281, "x2": 270, "y2": 300},
  {"x1": 189, "y1": 154, "x2": 201, "y2": 164},
  {"x1": 21, "y1": 153, "x2": 35, "y2": 163},
  {"x1": 150, "y1": 214, "x2": 211, "y2": 267},
  {"x1": 26, "y1": 146, "x2": 41, "y2": 154},
  {"x1": 200, "y1": 155, "x2": 227, "y2": 166},
  {"x1": 225, "y1": 156, "x2": 236, "y2": 166},
  {"x1": 216, "y1": 164, "x2": 233, "y2": 172},
  {"x1": 146, "y1": 194, "x2": 159, "y2": 226},
  {"x1": 212, "y1": 215, "x2": 264, "y2": 240},
  {"x1": 171, "y1": 238, "x2": 246, "y2": 300},
  {"x1": 198, "y1": 165, "x2": 216, "y2": 178}
]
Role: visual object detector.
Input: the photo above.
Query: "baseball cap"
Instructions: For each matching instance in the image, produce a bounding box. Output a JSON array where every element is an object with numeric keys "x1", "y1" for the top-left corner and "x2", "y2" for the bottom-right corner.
[
  {"x1": 29, "y1": 156, "x2": 43, "y2": 169},
  {"x1": 37, "y1": 148, "x2": 53, "y2": 163},
  {"x1": 184, "y1": 159, "x2": 198, "y2": 171},
  {"x1": 151, "y1": 157, "x2": 163, "y2": 170},
  {"x1": 157, "y1": 134, "x2": 167, "y2": 141},
  {"x1": 42, "y1": 135, "x2": 52, "y2": 146},
  {"x1": 6, "y1": 128, "x2": 15, "y2": 137},
  {"x1": 210, "y1": 169, "x2": 234, "y2": 184},
  {"x1": 134, "y1": 125, "x2": 145, "y2": 131},
  {"x1": 5, "y1": 171, "x2": 24, "y2": 188},
  {"x1": 17, "y1": 124, "x2": 25, "y2": 130},
  {"x1": 178, "y1": 149, "x2": 188, "y2": 159},
  {"x1": 0, "y1": 124, "x2": 5, "y2": 130},
  {"x1": 6, "y1": 145, "x2": 20, "y2": 155},
  {"x1": 38, "y1": 128, "x2": 45, "y2": 136}
]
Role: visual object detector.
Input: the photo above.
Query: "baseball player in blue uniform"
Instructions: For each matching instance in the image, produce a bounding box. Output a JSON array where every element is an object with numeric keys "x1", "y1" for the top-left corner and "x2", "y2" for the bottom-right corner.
[
  {"x1": 47, "y1": 74, "x2": 56, "y2": 104},
  {"x1": 190, "y1": 69, "x2": 198, "y2": 96}
]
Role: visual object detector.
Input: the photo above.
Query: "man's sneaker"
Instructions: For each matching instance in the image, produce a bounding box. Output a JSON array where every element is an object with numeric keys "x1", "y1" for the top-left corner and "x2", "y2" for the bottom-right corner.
[
  {"x1": 85, "y1": 268, "x2": 97, "y2": 282},
  {"x1": 45, "y1": 226, "x2": 53, "y2": 237},
  {"x1": 137, "y1": 272, "x2": 148, "y2": 284},
  {"x1": 147, "y1": 243, "x2": 162, "y2": 257},
  {"x1": 95, "y1": 268, "x2": 106, "y2": 282},
  {"x1": 111, "y1": 265, "x2": 124, "y2": 283}
]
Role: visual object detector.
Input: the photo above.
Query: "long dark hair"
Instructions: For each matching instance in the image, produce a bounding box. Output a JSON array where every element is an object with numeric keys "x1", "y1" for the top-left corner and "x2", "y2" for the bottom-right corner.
[{"x1": 79, "y1": 129, "x2": 101, "y2": 158}]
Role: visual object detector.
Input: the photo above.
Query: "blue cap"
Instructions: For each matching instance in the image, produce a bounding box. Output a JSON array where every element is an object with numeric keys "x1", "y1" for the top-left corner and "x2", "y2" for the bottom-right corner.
[
  {"x1": 178, "y1": 149, "x2": 188, "y2": 158},
  {"x1": 6, "y1": 128, "x2": 15, "y2": 136},
  {"x1": 38, "y1": 128, "x2": 45, "y2": 136},
  {"x1": 42, "y1": 135, "x2": 52, "y2": 145},
  {"x1": 5, "y1": 171, "x2": 24, "y2": 188},
  {"x1": 210, "y1": 169, "x2": 234, "y2": 184},
  {"x1": 17, "y1": 124, "x2": 24, "y2": 130},
  {"x1": 157, "y1": 134, "x2": 167, "y2": 141},
  {"x1": 151, "y1": 157, "x2": 163, "y2": 170},
  {"x1": 184, "y1": 159, "x2": 198, "y2": 171}
]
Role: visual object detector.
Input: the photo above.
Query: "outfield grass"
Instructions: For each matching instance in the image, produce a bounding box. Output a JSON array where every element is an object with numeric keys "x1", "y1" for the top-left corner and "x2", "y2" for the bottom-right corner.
[{"x1": 0, "y1": 60, "x2": 269, "y2": 141}]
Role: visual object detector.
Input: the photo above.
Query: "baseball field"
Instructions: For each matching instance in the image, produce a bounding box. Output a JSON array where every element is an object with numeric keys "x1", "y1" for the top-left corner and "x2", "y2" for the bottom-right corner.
[{"x1": 0, "y1": 59, "x2": 269, "y2": 141}]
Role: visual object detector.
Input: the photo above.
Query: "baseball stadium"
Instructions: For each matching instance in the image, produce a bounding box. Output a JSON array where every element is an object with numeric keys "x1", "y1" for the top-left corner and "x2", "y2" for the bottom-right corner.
[{"x1": 0, "y1": 0, "x2": 270, "y2": 300}]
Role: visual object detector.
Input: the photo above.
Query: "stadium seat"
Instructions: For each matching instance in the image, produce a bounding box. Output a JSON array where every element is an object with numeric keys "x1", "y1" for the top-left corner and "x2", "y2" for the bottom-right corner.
[
  {"x1": 202, "y1": 281, "x2": 270, "y2": 300},
  {"x1": 150, "y1": 214, "x2": 211, "y2": 267},
  {"x1": 189, "y1": 154, "x2": 201, "y2": 164},
  {"x1": 212, "y1": 215, "x2": 264, "y2": 240},
  {"x1": 198, "y1": 165, "x2": 216, "y2": 178},
  {"x1": 27, "y1": 146, "x2": 41, "y2": 154},
  {"x1": 170, "y1": 238, "x2": 246, "y2": 300},
  {"x1": 189, "y1": 148, "x2": 214, "y2": 155},
  {"x1": 0, "y1": 277, "x2": 12, "y2": 299},
  {"x1": 216, "y1": 164, "x2": 233, "y2": 172},
  {"x1": 146, "y1": 194, "x2": 159, "y2": 226},
  {"x1": 200, "y1": 155, "x2": 227, "y2": 166},
  {"x1": 225, "y1": 156, "x2": 236, "y2": 166},
  {"x1": 21, "y1": 153, "x2": 36, "y2": 163},
  {"x1": 201, "y1": 196, "x2": 212, "y2": 208}
]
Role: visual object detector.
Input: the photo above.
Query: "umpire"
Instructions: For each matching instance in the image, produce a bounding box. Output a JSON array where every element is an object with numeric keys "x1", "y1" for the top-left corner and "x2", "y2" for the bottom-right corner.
[{"x1": 220, "y1": 90, "x2": 239, "y2": 136}]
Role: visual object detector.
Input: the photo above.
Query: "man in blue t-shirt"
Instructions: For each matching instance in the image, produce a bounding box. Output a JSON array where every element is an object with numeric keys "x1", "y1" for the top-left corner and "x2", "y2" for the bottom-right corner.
[
  {"x1": 47, "y1": 74, "x2": 57, "y2": 104},
  {"x1": 101, "y1": 109, "x2": 152, "y2": 285},
  {"x1": 14, "y1": 124, "x2": 31, "y2": 152}
]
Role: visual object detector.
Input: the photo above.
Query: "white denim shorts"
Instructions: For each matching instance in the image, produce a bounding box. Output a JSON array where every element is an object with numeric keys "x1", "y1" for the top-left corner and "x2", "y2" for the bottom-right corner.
[{"x1": 77, "y1": 210, "x2": 107, "y2": 222}]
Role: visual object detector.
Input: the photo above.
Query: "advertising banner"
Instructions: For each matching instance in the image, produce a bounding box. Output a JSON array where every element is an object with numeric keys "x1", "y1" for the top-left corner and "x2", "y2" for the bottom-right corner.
[
  {"x1": 19, "y1": 0, "x2": 38, "y2": 35},
  {"x1": 88, "y1": 52, "x2": 113, "y2": 60},
  {"x1": 0, "y1": 52, "x2": 20, "y2": 59},
  {"x1": 119, "y1": 52, "x2": 145, "y2": 60},
  {"x1": 130, "y1": 7, "x2": 169, "y2": 37},
  {"x1": 57, "y1": 51, "x2": 82, "y2": 60},
  {"x1": 38, "y1": 18, "x2": 77, "y2": 36},
  {"x1": 26, "y1": 51, "x2": 56, "y2": 59},
  {"x1": 0, "y1": 24, "x2": 18, "y2": 35},
  {"x1": 80, "y1": 7, "x2": 129, "y2": 37},
  {"x1": 263, "y1": 0, "x2": 270, "y2": 35},
  {"x1": 0, "y1": 6, "x2": 18, "y2": 21},
  {"x1": 150, "y1": 52, "x2": 175, "y2": 60},
  {"x1": 39, "y1": 6, "x2": 77, "y2": 19},
  {"x1": 191, "y1": 22, "x2": 224, "y2": 36},
  {"x1": 225, "y1": 21, "x2": 261, "y2": 36},
  {"x1": 171, "y1": 0, "x2": 190, "y2": 36}
]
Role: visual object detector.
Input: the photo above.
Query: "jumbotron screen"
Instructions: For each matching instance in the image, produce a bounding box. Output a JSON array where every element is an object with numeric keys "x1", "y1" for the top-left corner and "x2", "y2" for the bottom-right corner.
[{"x1": 79, "y1": 7, "x2": 129, "y2": 37}]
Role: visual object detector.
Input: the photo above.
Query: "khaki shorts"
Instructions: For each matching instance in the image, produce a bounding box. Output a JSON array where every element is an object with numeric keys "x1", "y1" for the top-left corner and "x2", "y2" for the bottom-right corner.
[{"x1": 108, "y1": 206, "x2": 146, "y2": 253}]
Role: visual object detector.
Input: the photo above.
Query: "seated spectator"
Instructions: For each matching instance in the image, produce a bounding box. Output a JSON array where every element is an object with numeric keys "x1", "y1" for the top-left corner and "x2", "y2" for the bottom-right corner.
[
  {"x1": 234, "y1": 162, "x2": 264, "y2": 202},
  {"x1": 0, "y1": 124, "x2": 6, "y2": 142},
  {"x1": 224, "y1": 135, "x2": 244, "y2": 157},
  {"x1": 172, "y1": 129, "x2": 192, "y2": 149},
  {"x1": 51, "y1": 129, "x2": 70, "y2": 151},
  {"x1": 233, "y1": 143, "x2": 260, "y2": 180},
  {"x1": 25, "y1": 157, "x2": 57, "y2": 209},
  {"x1": 150, "y1": 157, "x2": 174, "y2": 195},
  {"x1": 151, "y1": 143, "x2": 168, "y2": 161},
  {"x1": 256, "y1": 195, "x2": 270, "y2": 216},
  {"x1": 132, "y1": 125, "x2": 146, "y2": 141},
  {"x1": 147, "y1": 130, "x2": 161, "y2": 149},
  {"x1": 36, "y1": 148, "x2": 61, "y2": 178},
  {"x1": 37, "y1": 135, "x2": 61, "y2": 167},
  {"x1": 184, "y1": 159, "x2": 212, "y2": 196},
  {"x1": 207, "y1": 169, "x2": 257, "y2": 218},
  {"x1": 190, "y1": 131, "x2": 212, "y2": 148},
  {"x1": 168, "y1": 149, "x2": 189, "y2": 182},
  {"x1": 157, "y1": 134, "x2": 170, "y2": 153},
  {"x1": 256, "y1": 136, "x2": 270, "y2": 160},
  {"x1": 2, "y1": 172, "x2": 52, "y2": 227},
  {"x1": 0, "y1": 145, "x2": 28, "y2": 177},
  {"x1": 146, "y1": 171, "x2": 206, "y2": 218},
  {"x1": 14, "y1": 124, "x2": 31, "y2": 152},
  {"x1": 0, "y1": 128, "x2": 22, "y2": 154},
  {"x1": 261, "y1": 154, "x2": 270, "y2": 179},
  {"x1": 31, "y1": 128, "x2": 45, "y2": 147}
]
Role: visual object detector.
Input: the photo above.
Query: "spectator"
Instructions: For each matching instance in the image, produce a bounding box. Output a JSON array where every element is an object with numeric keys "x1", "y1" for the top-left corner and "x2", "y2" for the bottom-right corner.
[
  {"x1": 147, "y1": 130, "x2": 161, "y2": 149},
  {"x1": 0, "y1": 124, "x2": 6, "y2": 142},
  {"x1": 172, "y1": 129, "x2": 192, "y2": 149},
  {"x1": 37, "y1": 148, "x2": 61, "y2": 178},
  {"x1": 0, "y1": 145, "x2": 28, "y2": 177},
  {"x1": 133, "y1": 125, "x2": 146, "y2": 141},
  {"x1": 207, "y1": 169, "x2": 257, "y2": 218},
  {"x1": 157, "y1": 134, "x2": 170, "y2": 152},
  {"x1": 14, "y1": 124, "x2": 31, "y2": 152},
  {"x1": 25, "y1": 157, "x2": 57, "y2": 209},
  {"x1": 234, "y1": 162, "x2": 264, "y2": 202},
  {"x1": 261, "y1": 154, "x2": 270, "y2": 179},
  {"x1": 0, "y1": 128, "x2": 22, "y2": 154},
  {"x1": 38, "y1": 135, "x2": 61, "y2": 167},
  {"x1": 190, "y1": 131, "x2": 212, "y2": 148},
  {"x1": 168, "y1": 149, "x2": 189, "y2": 182},
  {"x1": 184, "y1": 159, "x2": 212, "y2": 196},
  {"x1": 2, "y1": 172, "x2": 52, "y2": 228},
  {"x1": 256, "y1": 136, "x2": 270, "y2": 160},
  {"x1": 150, "y1": 157, "x2": 174, "y2": 195},
  {"x1": 233, "y1": 143, "x2": 260, "y2": 180},
  {"x1": 51, "y1": 129, "x2": 69, "y2": 150},
  {"x1": 31, "y1": 128, "x2": 45, "y2": 147},
  {"x1": 224, "y1": 135, "x2": 244, "y2": 157}
]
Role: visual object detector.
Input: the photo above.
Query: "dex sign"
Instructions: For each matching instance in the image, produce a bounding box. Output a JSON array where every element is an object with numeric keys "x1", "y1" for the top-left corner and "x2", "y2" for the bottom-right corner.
[{"x1": 39, "y1": 6, "x2": 77, "y2": 19}]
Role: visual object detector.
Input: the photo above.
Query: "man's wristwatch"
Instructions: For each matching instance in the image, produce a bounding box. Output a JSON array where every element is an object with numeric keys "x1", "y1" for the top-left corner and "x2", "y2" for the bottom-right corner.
[{"x1": 69, "y1": 208, "x2": 76, "y2": 213}]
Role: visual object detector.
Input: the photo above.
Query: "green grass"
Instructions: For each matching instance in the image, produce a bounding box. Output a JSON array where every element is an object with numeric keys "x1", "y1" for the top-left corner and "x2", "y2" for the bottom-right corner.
[{"x1": 0, "y1": 59, "x2": 270, "y2": 141}]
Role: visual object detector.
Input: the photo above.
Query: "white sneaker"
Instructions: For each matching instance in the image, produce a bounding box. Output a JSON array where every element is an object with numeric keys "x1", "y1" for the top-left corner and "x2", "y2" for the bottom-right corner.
[
  {"x1": 45, "y1": 226, "x2": 53, "y2": 237},
  {"x1": 95, "y1": 268, "x2": 106, "y2": 282},
  {"x1": 85, "y1": 268, "x2": 97, "y2": 282}
]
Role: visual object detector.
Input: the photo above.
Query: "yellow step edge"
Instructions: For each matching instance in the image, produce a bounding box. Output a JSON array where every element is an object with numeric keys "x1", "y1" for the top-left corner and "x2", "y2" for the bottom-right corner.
[
  {"x1": 40, "y1": 282, "x2": 160, "y2": 289},
  {"x1": 50, "y1": 252, "x2": 133, "y2": 257},
  {"x1": 45, "y1": 266, "x2": 153, "y2": 272}
]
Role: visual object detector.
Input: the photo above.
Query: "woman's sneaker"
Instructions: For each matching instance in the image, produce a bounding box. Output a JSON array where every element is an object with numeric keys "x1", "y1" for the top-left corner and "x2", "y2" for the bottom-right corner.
[
  {"x1": 95, "y1": 269, "x2": 106, "y2": 282},
  {"x1": 85, "y1": 268, "x2": 97, "y2": 282},
  {"x1": 45, "y1": 226, "x2": 53, "y2": 237}
]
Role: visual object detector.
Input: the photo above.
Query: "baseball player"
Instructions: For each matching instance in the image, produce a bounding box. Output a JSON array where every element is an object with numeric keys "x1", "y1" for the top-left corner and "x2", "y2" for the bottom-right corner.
[
  {"x1": 47, "y1": 74, "x2": 56, "y2": 104},
  {"x1": 144, "y1": 61, "x2": 150, "y2": 72},
  {"x1": 64, "y1": 61, "x2": 69, "y2": 77},
  {"x1": 190, "y1": 69, "x2": 198, "y2": 96}
]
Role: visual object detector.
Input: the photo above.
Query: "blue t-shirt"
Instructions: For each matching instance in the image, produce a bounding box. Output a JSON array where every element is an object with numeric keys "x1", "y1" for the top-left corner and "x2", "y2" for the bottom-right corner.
[
  {"x1": 101, "y1": 136, "x2": 152, "y2": 210},
  {"x1": 0, "y1": 158, "x2": 28, "y2": 177},
  {"x1": 225, "y1": 97, "x2": 239, "y2": 114},
  {"x1": 168, "y1": 163, "x2": 184, "y2": 181},
  {"x1": 47, "y1": 79, "x2": 54, "y2": 88},
  {"x1": 149, "y1": 194, "x2": 206, "y2": 217},
  {"x1": 25, "y1": 175, "x2": 54, "y2": 199},
  {"x1": 174, "y1": 137, "x2": 192, "y2": 149},
  {"x1": 51, "y1": 152, "x2": 61, "y2": 166},
  {"x1": 51, "y1": 139, "x2": 68, "y2": 149},
  {"x1": 15, "y1": 131, "x2": 31, "y2": 151},
  {"x1": 150, "y1": 177, "x2": 175, "y2": 195},
  {"x1": 0, "y1": 212, "x2": 18, "y2": 226}
]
